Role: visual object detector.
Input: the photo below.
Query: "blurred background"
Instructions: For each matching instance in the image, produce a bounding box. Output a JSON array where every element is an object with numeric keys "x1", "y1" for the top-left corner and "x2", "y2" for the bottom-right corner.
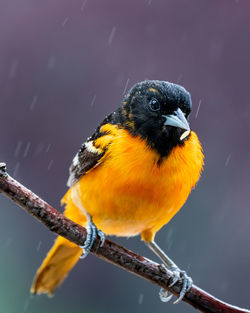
[{"x1": 0, "y1": 0, "x2": 250, "y2": 312}]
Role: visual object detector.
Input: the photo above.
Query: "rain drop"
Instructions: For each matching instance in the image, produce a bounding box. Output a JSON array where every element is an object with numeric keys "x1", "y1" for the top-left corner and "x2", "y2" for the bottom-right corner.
[
  {"x1": 30, "y1": 96, "x2": 38, "y2": 111},
  {"x1": 225, "y1": 154, "x2": 231, "y2": 167},
  {"x1": 81, "y1": 0, "x2": 88, "y2": 11},
  {"x1": 14, "y1": 141, "x2": 22, "y2": 158},
  {"x1": 46, "y1": 143, "x2": 51, "y2": 153},
  {"x1": 13, "y1": 162, "x2": 20, "y2": 178},
  {"x1": 90, "y1": 95, "x2": 96, "y2": 107},
  {"x1": 48, "y1": 160, "x2": 54, "y2": 170},
  {"x1": 108, "y1": 27, "x2": 116, "y2": 45},
  {"x1": 62, "y1": 17, "x2": 69, "y2": 27},
  {"x1": 37, "y1": 240, "x2": 42, "y2": 252},
  {"x1": 48, "y1": 56, "x2": 56, "y2": 70},
  {"x1": 23, "y1": 142, "x2": 31, "y2": 158},
  {"x1": 195, "y1": 100, "x2": 202, "y2": 119},
  {"x1": 123, "y1": 78, "x2": 130, "y2": 95},
  {"x1": 138, "y1": 293, "x2": 144, "y2": 304}
]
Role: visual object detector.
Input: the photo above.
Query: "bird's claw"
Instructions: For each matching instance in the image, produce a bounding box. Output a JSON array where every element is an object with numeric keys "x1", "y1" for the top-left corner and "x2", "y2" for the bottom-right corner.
[
  {"x1": 159, "y1": 265, "x2": 193, "y2": 304},
  {"x1": 168, "y1": 267, "x2": 180, "y2": 288},
  {"x1": 174, "y1": 270, "x2": 192, "y2": 304},
  {"x1": 159, "y1": 288, "x2": 173, "y2": 302},
  {"x1": 80, "y1": 215, "x2": 105, "y2": 259},
  {"x1": 171, "y1": 268, "x2": 192, "y2": 304},
  {"x1": 97, "y1": 228, "x2": 105, "y2": 247}
]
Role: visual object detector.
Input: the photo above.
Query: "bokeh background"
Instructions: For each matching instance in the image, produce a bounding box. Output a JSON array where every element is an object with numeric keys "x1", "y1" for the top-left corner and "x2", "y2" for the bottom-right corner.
[{"x1": 0, "y1": 0, "x2": 250, "y2": 312}]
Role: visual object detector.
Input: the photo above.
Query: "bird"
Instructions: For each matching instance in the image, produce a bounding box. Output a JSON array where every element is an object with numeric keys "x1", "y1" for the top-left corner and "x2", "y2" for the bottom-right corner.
[{"x1": 31, "y1": 80, "x2": 204, "y2": 303}]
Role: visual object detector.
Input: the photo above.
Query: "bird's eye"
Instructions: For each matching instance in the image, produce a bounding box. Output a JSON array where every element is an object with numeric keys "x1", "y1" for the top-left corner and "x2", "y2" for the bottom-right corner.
[{"x1": 149, "y1": 98, "x2": 160, "y2": 111}]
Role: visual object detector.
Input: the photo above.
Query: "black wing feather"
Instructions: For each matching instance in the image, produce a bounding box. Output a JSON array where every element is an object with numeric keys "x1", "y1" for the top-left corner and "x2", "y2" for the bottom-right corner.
[
  {"x1": 67, "y1": 112, "x2": 120, "y2": 187},
  {"x1": 66, "y1": 143, "x2": 104, "y2": 187}
]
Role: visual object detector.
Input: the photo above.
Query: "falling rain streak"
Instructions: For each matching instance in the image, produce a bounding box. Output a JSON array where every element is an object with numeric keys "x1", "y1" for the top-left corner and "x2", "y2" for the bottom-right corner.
[
  {"x1": 46, "y1": 143, "x2": 51, "y2": 153},
  {"x1": 62, "y1": 17, "x2": 69, "y2": 27},
  {"x1": 195, "y1": 100, "x2": 202, "y2": 119},
  {"x1": 90, "y1": 95, "x2": 96, "y2": 107},
  {"x1": 108, "y1": 27, "x2": 116, "y2": 45},
  {"x1": 23, "y1": 142, "x2": 31, "y2": 158},
  {"x1": 30, "y1": 95, "x2": 38, "y2": 111},
  {"x1": 123, "y1": 78, "x2": 130, "y2": 95},
  {"x1": 48, "y1": 56, "x2": 56, "y2": 70},
  {"x1": 138, "y1": 293, "x2": 144, "y2": 304},
  {"x1": 81, "y1": 0, "x2": 88, "y2": 11},
  {"x1": 13, "y1": 162, "x2": 20, "y2": 178},
  {"x1": 36, "y1": 240, "x2": 42, "y2": 252},
  {"x1": 48, "y1": 160, "x2": 54, "y2": 170},
  {"x1": 14, "y1": 141, "x2": 22, "y2": 157},
  {"x1": 225, "y1": 154, "x2": 231, "y2": 167},
  {"x1": 177, "y1": 73, "x2": 183, "y2": 84}
]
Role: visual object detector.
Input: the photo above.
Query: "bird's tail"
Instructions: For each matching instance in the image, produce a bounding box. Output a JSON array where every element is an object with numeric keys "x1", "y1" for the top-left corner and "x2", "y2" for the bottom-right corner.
[{"x1": 30, "y1": 189, "x2": 86, "y2": 296}]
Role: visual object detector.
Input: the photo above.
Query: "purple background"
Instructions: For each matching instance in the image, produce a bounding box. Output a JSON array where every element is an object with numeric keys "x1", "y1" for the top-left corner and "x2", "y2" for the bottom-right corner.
[{"x1": 1, "y1": 1, "x2": 250, "y2": 312}]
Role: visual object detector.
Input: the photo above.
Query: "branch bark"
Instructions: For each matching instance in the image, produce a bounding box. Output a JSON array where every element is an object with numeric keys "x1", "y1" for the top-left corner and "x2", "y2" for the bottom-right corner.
[{"x1": 0, "y1": 162, "x2": 249, "y2": 313}]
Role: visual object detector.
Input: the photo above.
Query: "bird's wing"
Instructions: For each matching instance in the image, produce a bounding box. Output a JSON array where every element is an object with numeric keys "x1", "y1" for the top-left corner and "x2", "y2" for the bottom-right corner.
[{"x1": 67, "y1": 114, "x2": 118, "y2": 187}]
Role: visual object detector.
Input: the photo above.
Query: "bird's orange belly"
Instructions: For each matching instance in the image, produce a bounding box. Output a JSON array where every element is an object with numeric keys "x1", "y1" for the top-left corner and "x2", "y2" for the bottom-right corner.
[
  {"x1": 71, "y1": 172, "x2": 185, "y2": 237},
  {"x1": 68, "y1": 131, "x2": 203, "y2": 238}
]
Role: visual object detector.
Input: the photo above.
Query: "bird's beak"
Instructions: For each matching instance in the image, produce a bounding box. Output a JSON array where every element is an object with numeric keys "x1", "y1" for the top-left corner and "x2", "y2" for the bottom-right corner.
[{"x1": 163, "y1": 108, "x2": 190, "y2": 140}]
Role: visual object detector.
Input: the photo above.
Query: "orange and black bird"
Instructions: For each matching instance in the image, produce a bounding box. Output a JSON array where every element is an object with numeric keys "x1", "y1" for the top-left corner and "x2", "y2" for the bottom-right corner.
[{"x1": 31, "y1": 80, "x2": 204, "y2": 303}]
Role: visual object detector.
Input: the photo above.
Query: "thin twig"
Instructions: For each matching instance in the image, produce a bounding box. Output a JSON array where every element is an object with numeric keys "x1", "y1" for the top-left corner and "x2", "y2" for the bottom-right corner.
[{"x1": 0, "y1": 162, "x2": 249, "y2": 313}]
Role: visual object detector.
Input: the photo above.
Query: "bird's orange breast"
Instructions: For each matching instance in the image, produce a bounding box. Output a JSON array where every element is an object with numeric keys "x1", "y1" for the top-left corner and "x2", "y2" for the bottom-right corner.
[{"x1": 63, "y1": 125, "x2": 204, "y2": 241}]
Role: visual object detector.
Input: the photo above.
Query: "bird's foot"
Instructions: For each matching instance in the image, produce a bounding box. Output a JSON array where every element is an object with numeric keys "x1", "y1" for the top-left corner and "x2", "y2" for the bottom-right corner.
[
  {"x1": 159, "y1": 288, "x2": 173, "y2": 302},
  {"x1": 80, "y1": 215, "x2": 105, "y2": 259},
  {"x1": 159, "y1": 265, "x2": 193, "y2": 304},
  {"x1": 97, "y1": 228, "x2": 106, "y2": 247},
  {"x1": 170, "y1": 266, "x2": 192, "y2": 304}
]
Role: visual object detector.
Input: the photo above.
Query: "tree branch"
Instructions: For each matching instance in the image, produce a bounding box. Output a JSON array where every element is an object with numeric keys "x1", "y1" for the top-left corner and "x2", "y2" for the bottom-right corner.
[{"x1": 0, "y1": 162, "x2": 249, "y2": 313}]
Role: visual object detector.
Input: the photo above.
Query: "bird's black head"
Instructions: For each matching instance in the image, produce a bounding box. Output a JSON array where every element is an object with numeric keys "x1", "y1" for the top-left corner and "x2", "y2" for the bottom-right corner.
[{"x1": 118, "y1": 80, "x2": 192, "y2": 158}]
